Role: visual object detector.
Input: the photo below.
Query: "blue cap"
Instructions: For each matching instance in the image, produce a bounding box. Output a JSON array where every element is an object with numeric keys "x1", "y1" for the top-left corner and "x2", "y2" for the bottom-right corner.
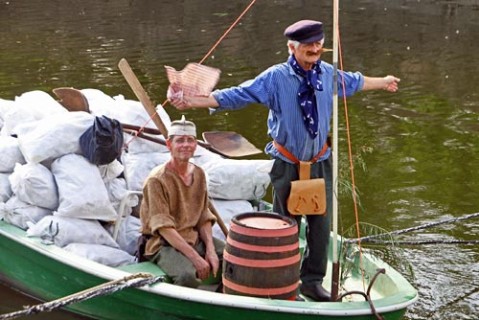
[{"x1": 284, "y1": 20, "x2": 324, "y2": 43}]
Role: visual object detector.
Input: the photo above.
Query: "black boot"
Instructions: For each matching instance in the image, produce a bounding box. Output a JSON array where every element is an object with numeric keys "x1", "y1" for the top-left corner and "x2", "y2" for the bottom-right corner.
[{"x1": 299, "y1": 282, "x2": 331, "y2": 302}]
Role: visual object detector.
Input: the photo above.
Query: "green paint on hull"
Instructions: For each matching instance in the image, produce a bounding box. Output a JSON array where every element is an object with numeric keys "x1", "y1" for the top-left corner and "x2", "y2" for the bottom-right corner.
[{"x1": 0, "y1": 221, "x2": 417, "y2": 320}]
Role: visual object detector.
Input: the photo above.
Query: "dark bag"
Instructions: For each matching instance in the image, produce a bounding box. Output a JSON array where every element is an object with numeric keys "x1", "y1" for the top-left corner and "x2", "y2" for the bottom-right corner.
[
  {"x1": 135, "y1": 234, "x2": 150, "y2": 262},
  {"x1": 79, "y1": 116, "x2": 124, "y2": 165}
]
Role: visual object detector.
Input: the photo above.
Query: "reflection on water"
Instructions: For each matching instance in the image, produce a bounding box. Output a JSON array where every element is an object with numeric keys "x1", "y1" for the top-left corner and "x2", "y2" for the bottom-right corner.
[{"x1": 1, "y1": 0, "x2": 479, "y2": 319}]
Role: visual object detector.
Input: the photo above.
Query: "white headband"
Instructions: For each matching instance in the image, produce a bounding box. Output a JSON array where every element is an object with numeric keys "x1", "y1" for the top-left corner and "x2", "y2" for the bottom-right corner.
[{"x1": 168, "y1": 115, "x2": 197, "y2": 138}]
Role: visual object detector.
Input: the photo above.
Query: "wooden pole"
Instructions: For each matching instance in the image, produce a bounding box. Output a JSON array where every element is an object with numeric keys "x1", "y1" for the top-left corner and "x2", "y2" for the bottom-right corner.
[{"x1": 330, "y1": 0, "x2": 341, "y2": 302}]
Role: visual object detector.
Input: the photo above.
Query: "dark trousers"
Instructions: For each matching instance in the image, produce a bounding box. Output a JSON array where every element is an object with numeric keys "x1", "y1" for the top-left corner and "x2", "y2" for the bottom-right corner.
[{"x1": 269, "y1": 157, "x2": 332, "y2": 285}]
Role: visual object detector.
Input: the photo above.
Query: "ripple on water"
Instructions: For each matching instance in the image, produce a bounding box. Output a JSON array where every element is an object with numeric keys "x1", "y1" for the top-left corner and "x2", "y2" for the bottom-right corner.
[{"x1": 404, "y1": 244, "x2": 479, "y2": 319}]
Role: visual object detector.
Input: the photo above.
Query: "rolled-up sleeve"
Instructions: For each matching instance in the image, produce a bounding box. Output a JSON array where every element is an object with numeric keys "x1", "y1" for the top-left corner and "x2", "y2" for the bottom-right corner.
[{"x1": 338, "y1": 70, "x2": 364, "y2": 96}]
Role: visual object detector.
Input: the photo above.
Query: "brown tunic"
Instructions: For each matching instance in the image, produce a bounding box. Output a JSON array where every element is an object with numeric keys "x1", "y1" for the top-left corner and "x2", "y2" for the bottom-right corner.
[{"x1": 139, "y1": 164, "x2": 216, "y2": 256}]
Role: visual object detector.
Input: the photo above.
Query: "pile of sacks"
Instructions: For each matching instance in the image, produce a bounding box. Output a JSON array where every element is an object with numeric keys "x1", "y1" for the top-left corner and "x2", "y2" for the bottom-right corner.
[{"x1": 0, "y1": 89, "x2": 273, "y2": 267}]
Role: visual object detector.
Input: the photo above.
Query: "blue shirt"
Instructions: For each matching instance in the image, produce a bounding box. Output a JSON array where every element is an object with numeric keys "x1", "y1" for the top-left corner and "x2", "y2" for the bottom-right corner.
[{"x1": 211, "y1": 59, "x2": 364, "y2": 163}]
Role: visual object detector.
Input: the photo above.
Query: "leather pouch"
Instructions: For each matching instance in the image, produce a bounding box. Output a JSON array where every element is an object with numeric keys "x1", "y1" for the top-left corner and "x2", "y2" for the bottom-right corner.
[{"x1": 287, "y1": 161, "x2": 326, "y2": 215}]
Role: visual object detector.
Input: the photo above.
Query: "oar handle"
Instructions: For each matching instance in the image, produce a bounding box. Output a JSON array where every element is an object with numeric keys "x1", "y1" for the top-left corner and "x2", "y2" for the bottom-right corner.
[
  {"x1": 122, "y1": 123, "x2": 215, "y2": 152},
  {"x1": 208, "y1": 202, "x2": 229, "y2": 238},
  {"x1": 118, "y1": 58, "x2": 169, "y2": 138}
]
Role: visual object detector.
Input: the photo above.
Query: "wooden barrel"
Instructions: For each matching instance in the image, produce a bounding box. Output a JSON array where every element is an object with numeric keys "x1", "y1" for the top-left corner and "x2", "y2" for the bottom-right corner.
[{"x1": 222, "y1": 212, "x2": 300, "y2": 300}]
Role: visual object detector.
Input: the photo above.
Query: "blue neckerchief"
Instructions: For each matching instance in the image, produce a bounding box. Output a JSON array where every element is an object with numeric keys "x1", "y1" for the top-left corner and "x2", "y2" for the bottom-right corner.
[{"x1": 288, "y1": 54, "x2": 323, "y2": 139}]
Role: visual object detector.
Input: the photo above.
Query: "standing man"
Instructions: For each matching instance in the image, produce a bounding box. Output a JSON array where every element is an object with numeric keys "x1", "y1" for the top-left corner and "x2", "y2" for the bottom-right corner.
[
  {"x1": 168, "y1": 20, "x2": 400, "y2": 300},
  {"x1": 140, "y1": 116, "x2": 223, "y2": 288}
]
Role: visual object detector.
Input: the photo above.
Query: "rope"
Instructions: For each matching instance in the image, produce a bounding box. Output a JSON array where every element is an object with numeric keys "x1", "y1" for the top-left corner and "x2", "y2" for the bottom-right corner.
[
  {"x1": 0, "y1": 273, "x2": 164, "y2": 320},
  {"x1": 346, "y1": 211, "x2": 479, "y2": 243},
  {"x1": 132, "y1": 0, "x2": 259, "y2": 137},
  {"x1": 335, "y1": 27, "x2": 369, "y2": 290},
  {"x1": 338, "y1": 30, "x2": 361, "y2": 247},
  {"x1": 198, "y1": 0, "x2": 258, "y2": 65},
  {"x1": 360, "y1": 239, "x2": 479, "y2": 246}
]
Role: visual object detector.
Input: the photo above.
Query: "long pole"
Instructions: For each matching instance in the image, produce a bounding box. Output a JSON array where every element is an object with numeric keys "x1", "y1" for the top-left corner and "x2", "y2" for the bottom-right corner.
[{"x1": 330, "y1": 0, "x2": 340, "y2": 302}]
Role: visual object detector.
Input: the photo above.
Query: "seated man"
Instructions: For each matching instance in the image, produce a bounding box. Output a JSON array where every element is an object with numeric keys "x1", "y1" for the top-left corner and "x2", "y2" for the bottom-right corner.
[{"x1": 140, "y1": 116, "x2": 224, "y2": 288}]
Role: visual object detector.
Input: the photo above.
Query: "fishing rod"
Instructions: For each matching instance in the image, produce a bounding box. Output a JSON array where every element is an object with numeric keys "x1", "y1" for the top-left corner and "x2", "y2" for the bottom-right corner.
[
  {"x1": 360, "y1": 239, "x2": 479, "y2": 246},
  {"x1": 345, "y1": 211, "x2": 479, "y2": 243}
]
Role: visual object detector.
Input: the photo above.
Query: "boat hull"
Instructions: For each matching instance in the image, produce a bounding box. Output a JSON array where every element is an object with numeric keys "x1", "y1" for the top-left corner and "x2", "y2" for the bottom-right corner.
[{"x1": 0, "y1": 221, "x2": 417, "y2": 320}]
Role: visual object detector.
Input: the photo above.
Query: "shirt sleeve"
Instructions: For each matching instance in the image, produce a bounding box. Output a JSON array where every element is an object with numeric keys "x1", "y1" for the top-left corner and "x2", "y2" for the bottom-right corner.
[
  {"x1": 338, "y1": 70, "x2": 364, "y2": 97},
  {"x1": 142, "y1": 177, "x2": 176, "y2": 235},
  {"x1": 212, "y1": 69, "x2": 274, "y2": 111}
]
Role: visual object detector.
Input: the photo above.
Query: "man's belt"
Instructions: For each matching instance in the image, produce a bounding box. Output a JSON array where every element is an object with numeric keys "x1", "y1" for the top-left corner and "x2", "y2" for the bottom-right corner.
[{"x1": 273, "y1": 140, "x2": 329, "y2": 164}]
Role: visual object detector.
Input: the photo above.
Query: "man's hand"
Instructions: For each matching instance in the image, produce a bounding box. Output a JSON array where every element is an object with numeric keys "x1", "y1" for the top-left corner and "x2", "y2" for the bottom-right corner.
[
  {"x1": 384, "y1": 75, "x2": 400, "y2": 92},
  {"x1": 192, "y1": 256, "x2": 212, "y2": 280},
  {"x1": 205, "y1": 249, "x2": 220, "y2": 277},
  {"x1": 167, "y1": 84, "x2": 189, "y2": 110},
  {"x1": 167, "y1": 85, "x2": 220, "y2": 110},
  {"x1": 362, "y1": 75, "x2": 401, "y2": 92}
]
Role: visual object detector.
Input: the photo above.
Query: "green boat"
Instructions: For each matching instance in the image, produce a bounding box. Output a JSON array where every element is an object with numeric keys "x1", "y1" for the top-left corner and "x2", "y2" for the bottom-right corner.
[
  {"x1": 0, "y1": 213, "x2": 417, "y2": 320},
  {"x1": 0, "y1": 1, "x2": 417, "y2": 315}
]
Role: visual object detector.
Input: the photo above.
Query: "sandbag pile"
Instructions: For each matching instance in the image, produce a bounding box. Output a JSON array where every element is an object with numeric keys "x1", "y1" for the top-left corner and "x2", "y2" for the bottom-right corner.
[{"x1": 0, "y1": 89, "x2": 273, "y2": 266}]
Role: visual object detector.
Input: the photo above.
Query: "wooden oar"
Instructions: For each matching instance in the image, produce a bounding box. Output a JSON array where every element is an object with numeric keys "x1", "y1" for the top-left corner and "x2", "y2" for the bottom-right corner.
[
  {"x1": 122, "y1": 123, "x2": 257, "y2": 158},
  {"x1": 117, "y1": 58, "x2": 169, "y2": 138},
  {"x1": 53, "y1": 87, "x2": 90, "y2": 112},
  {"x1": 117, "y1": 58, "x2": 261, "y2": 158}
]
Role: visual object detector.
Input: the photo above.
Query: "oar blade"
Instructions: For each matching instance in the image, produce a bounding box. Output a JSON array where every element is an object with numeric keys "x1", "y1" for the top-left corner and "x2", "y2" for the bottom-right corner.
[
  {"x1": 202, "y1": 131, "x2": 262, "y2": 158},
  {"x1": 52, "y1": 87, "x2": 90, "y2": 113}
]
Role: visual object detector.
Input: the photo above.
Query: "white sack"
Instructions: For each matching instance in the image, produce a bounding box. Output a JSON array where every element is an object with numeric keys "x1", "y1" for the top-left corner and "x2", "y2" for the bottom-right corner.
[
  {"x1": 210, "y1": 199, "x2": 254, "y2": 240},
  {"x1": 52, "y1": 154, "x2": 117, "y2": 221},
  {"x1": 9, "y1": 163, "x2": 58, "y2": 210},
  {"x1": 0, "y1": 173, "x2": 12, "y2": 202},
  {"x1": 123, "y1": 131, "x2": 169, "y2": 154},
  {"x1": 190, "y1": 145, "x2": 223, "y2": 168},
  {"x1": 1, "y1": 106, "x2": 36, "y2": 136},
  {"x1": 15, "y1": 90, "x2": 67, "y2": 116},
  {"x1": 203, "y1": 159, "x2": 273, "y2": 200},
  {"x1": 114, "y1": 97, "x2": 170, "y2": 154},
  {"x1": 0, "y1": 98, "x2": 16, "y2": 135},
  {"x1": 122, "y1": 152, "x2": 170, "y2": 191},
  {"x1": 105, "y1": 178, "x2": 139, "y2": 216},
  {"x1": 0, "y1": 196, "x2": 51, "y2": 230},
  {"x1": 26, "y1": 215, "x2": 119, "y2": 248},
  {"x1": 0, "y1": 136, "x2": 26, "y2": 173},
  {"x1": 80, "y1": 89, "x2": 117, "y2": 118},
  {"x1": 98, "y1": 159, "x2": 124, "y2": 183},
  {"x1": 63, "y1": 243, "x2": 135, "y2": 267},
  {"x1": 16, "y1": 111, "x2": 94, "y2": 163},
  {"x1": 2, "y1": 91, "x2": 67, "y2": 136},
  {"x1": 106, "y1": 215, "x2": 141, "y2": 256},
  {"x1": 111, "y1": 95, "x2": 171, "y2": 132}
]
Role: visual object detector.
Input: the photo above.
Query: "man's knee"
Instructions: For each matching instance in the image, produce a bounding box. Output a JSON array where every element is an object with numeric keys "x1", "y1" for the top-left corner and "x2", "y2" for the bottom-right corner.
[{"x1": 174, "y1": 271, "x2": 201, "y2": 288}]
